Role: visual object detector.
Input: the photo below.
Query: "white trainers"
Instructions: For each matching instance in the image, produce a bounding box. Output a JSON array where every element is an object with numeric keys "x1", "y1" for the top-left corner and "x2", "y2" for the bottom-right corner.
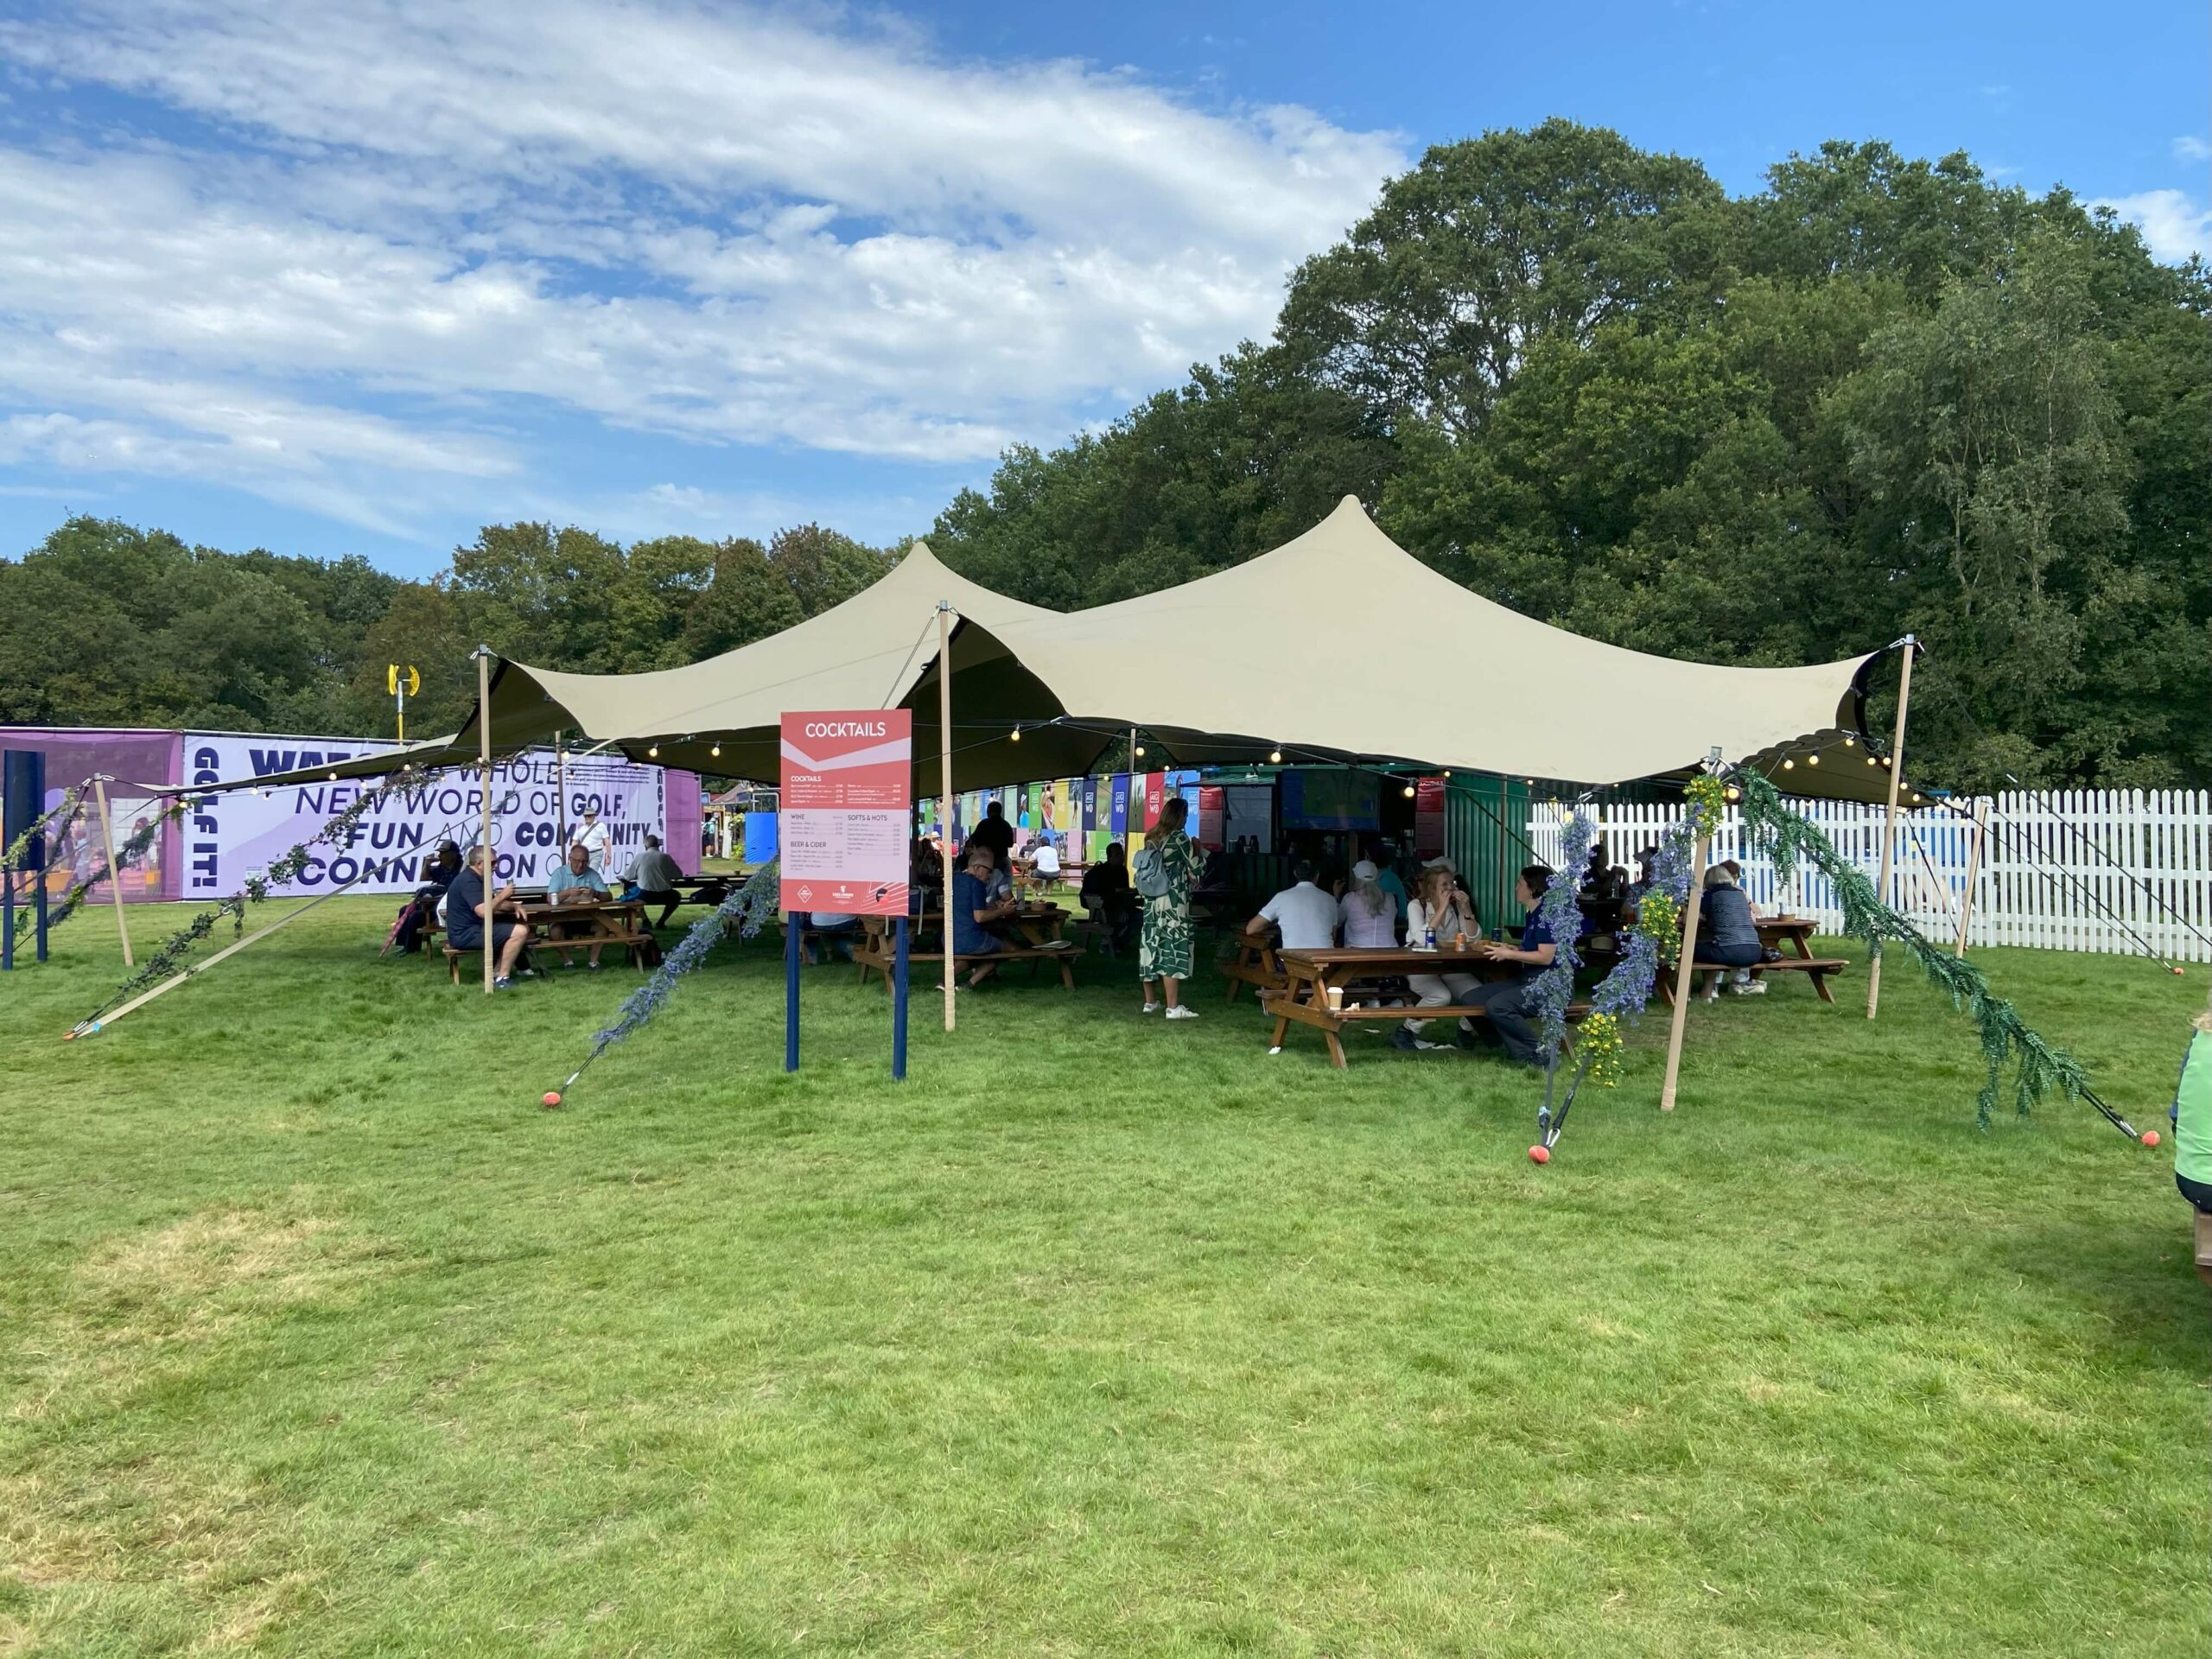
[
  {"x1": 1141, "y1": 1001, "x2": 1162, "y2": 1014},
  {"x1": 1732, "y1": 979, "x2": 1768, "y2": 995},
  {"x1": 1165, "y1": 1006, "x2": 1199, "y2": 1020}
]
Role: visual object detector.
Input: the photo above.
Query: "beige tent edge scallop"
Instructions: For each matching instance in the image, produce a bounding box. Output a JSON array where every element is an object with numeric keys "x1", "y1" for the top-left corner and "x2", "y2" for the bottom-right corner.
[{"x1": 196, "y1": 496, "x2": 1897, "y2": 802}]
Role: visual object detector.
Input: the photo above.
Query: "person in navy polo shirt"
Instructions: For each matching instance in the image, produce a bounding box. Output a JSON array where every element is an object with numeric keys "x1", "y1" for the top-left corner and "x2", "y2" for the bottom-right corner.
[
  {"x1": 445, "y1": 845, "x2": 532, "y2": 988},
  {"x1": 1461, "y1": 864, "x2": 1559, "y2": 1066}
]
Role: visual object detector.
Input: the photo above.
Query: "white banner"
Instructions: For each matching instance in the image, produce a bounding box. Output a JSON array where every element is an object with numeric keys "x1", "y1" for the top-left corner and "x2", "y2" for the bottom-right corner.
[{"x1": 182, "y1": 734, "x2": 668, "y2": 898}]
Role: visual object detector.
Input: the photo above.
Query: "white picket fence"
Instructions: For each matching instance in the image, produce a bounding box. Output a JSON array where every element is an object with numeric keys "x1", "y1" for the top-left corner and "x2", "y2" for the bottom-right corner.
[{"x1": 1527, "y1": 791, "x2": 2212, "y2": 963}]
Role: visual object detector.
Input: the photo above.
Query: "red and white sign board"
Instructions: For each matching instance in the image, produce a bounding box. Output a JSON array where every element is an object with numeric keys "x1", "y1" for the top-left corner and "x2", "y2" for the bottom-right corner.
[{"x1": 779, "y1": 710, "x2": 912, "y2": 916}]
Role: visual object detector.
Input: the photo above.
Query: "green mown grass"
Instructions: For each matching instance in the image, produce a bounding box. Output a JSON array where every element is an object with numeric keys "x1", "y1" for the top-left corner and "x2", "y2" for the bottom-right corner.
[{"x1": 1, "y1": 899, "x2": 2204, "y2": 1656}]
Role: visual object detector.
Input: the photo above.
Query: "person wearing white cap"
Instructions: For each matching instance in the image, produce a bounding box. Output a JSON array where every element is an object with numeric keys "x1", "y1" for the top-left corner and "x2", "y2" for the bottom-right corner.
[
  {"x1": 1394, "y1": 862, "x2": 1483, "y2": 1051},
  {"x1": 571, "y1": 804, "x2": 613, "y2": 876},
  {"x1": 1338, "y1": 859, "x2": 1398, "y2": 949}
]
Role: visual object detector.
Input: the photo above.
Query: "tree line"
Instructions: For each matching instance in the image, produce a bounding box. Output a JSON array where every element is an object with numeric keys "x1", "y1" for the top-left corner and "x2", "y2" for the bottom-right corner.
[
  {"x1": 1, "y1": 124, "x2": 2204, "y2": 790},
  {"x1": 929, "y1": 124, "x2": 2210, "y2": 792},
  {"x1": 0, "y1": 520, "x2": 893, "y2": 742}
]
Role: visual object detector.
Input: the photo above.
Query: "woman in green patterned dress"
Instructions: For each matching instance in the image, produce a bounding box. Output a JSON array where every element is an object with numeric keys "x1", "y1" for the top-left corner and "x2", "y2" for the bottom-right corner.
[{"x1": 1138, "y1": 795, "x2": 1202, "y2": 1020}]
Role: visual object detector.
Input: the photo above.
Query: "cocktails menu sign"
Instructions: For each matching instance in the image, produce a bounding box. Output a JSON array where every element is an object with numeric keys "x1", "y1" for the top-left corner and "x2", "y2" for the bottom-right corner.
[{"x1": 779, "y1": 711, "x2": 912, "y2": 917}]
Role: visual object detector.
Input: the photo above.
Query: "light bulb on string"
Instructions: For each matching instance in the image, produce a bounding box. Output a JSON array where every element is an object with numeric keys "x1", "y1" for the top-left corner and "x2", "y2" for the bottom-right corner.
[
  {"x1": 1782, "y1": 758, "x2": 1795, "y2": 771},
  {"x1": 1842, "y1": 736, "x2": 1855, "y2": 748},
  {"x1": 1135, "y1": 745, "x2": 1145, "y2": 759},
  {"x1": 710, "y1": 743, "x2": 721, "y2": 759},
  {"x1": 1010, "y1": 726, "x2": 1021, "y2": 742},
  {"x1": 1726, "y1": 786, "x2": 1741, "y2": 801},
  {"x1": 1268, "y1": 747, "x2": 1282, "y2": 765},
  {"x1": 1807, "y1": 754, "x2": 1820, "y2": 766},
  {"x1": 647, "y1": 744, "x2": 659, "y2": 759},
  {"x1": 1402, "y1": 783, "x2": 1416, "y2": 798}
]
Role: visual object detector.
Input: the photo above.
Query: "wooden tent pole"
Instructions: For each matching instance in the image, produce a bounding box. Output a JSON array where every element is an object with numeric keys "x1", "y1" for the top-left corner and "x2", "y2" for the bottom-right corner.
[
  {"x1": 938, "y1": 602, "x2": 957, "y2": 1032},
  {"x1": 1658, "y1": 829, "x2": 1711, "y2": 1114},
  {"x1": 1866, "y1": 639, "x2": 1916, "y2": 1019},
  {"x1": 1953, "y1": 798, "x2": 1987, "y2": 957},
  {"x1": 556, "y1": 732, "x2": 570, "y2": 854},
  {"x1": 477, "y1": 647, "x2": 495, "y2": 995},
  {"x1": 90, "y1": 775, "x2": 132, "y2": 966}
]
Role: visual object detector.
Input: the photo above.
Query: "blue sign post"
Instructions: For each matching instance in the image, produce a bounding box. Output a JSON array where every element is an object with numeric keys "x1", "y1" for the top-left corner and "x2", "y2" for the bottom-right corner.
[{"x1": 2, "y1": 749, "x2": 50, "y2": 969}]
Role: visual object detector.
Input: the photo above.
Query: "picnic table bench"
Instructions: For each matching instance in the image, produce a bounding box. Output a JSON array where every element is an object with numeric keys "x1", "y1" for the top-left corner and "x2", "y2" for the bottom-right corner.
[
  {"x1": 853, "y1": 906, "x2": 1084, "y2": 990},
  {"x1": 1262, "y1": 945, "x2": 1592, "y2": 1068},
  {"x1": 1656, "y1": 916, "x2": 1853, "y2": 1005},
  {"x1": 442, "y1": 894, "x2": 655, "y2": 983},
  {"x1": 1219, "y1": 931, "x2": 1287, "y2": 1003},
  {"x1": 2196, "y1": 1209, "x2": 2212, "y2": 1287}
]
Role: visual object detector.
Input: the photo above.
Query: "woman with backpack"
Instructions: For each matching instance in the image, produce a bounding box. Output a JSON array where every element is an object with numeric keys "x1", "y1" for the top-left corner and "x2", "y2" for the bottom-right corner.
[{"x1": 1134, "y1": 795, "x2": 1201, "y2": 1020}]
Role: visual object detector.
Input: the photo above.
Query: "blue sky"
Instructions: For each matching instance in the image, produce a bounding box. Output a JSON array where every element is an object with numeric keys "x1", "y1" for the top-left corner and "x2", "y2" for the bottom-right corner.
[{"x1": 0, "y1": 0, "x2": 2202, "y2": 578}]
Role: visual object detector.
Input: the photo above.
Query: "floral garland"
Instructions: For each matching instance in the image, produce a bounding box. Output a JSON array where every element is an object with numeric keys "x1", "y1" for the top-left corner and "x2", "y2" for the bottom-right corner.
[
  {"x1": 1532, "y1": 775, "x2": 1721, "y2": 1151},
  {"x1": 543, "y1": 855, "x2": 784, "y2": 1104},
  {"x1": 73, "y1": 767, "x2": 454, "y2": 1033},
  {"x1": 1526, "y1": 811, "x2": 1592, "y2": 1054},
  {"x1": 1533, "y1": 766, "x2": 2113, "y2": 1152}
]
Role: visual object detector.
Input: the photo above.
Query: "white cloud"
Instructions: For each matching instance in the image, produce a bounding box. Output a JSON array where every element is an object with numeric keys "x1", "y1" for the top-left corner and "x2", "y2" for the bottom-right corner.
[
  {"x1": 0, "y1": 0, "x2": 1405, "y2": 537},
  {"x1": 2093, "y1": 188, "x2": 2211, "y2": 264},
  {"x1": 2174, "y1": 136, "x2": 2211, "y2": 164}
]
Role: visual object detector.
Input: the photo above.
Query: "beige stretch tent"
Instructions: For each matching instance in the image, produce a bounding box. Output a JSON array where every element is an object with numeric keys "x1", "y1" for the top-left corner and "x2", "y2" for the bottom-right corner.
[{"x1": 207, "y1": 497, "x2": 1896, "y2": 800}]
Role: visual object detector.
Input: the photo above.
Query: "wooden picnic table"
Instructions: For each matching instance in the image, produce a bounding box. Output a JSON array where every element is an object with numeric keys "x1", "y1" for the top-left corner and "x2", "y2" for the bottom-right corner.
[
  {"x1": 854, "y1": 903, "x2": 1083, "y2": 990},
  {"x1": 1655, "y1": 915, "x2": 1853, "y2": 1005},
  {"x1": 1262, "y1": 944, "x2": 1591, "y2": 1069},
  {"x1": 440, "y1": 893, "x2": 654, "y2": 982},
  {"x1": 1219, "y1": 931, "x2": 1286, "y2": 1003}
]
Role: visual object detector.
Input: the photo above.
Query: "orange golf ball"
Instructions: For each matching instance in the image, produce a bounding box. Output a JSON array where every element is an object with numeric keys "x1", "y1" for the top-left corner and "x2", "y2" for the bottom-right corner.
[
  {"x1": 1529, "y1": 1144, "x2": 1550, "y2": 1165},
  {"x1": 2140, "y1": 1129, "x2": 2160, "y2": 1149},
  {"x1": 541, "y1": 1091, "x2": 563, "y2": 1108}
]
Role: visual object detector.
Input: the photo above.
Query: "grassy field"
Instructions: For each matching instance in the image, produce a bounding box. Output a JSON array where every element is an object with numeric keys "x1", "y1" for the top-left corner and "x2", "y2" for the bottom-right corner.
[{"x1": 2, "y1": 896, "x2": 2205, "y2": 1656}]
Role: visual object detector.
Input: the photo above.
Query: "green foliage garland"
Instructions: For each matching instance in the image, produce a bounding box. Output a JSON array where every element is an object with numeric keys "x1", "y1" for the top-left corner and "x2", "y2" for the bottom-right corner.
[
  {"x1": 1732, "y1": 770, "x2": 2089, "y2": 1129},
  {"x1": 75, "y1": 768, "x2": 454, "y2": 1031}
]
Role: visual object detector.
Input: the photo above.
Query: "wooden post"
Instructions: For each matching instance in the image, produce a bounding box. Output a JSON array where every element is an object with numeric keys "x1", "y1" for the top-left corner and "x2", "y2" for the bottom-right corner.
[
  {"x1": 1866, "y1": 640, "x2": 1916, "y2": 1019},
  {"x1": 1953, "y1": 798, "x2": 1987, "y2": 957},
  {"x1": 89, "y1": 775, "x2": 132, "y2": 966},
  {"x1": 477, "y1": 646, "x2": 495, "y2": 995},
  {"x1": 938, "y1": 603, "x2": 957, "y2": 1032},
  {"x1": 555, "y1": 734, "x2": 569, "y2": 855},
  {"x1": 1658, "y1": 830, "x2": 1711, "y2": 1114}
]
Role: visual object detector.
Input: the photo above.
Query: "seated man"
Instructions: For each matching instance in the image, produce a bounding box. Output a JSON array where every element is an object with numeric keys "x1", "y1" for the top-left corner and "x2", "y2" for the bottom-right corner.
[
  {"x1": 1027, "y1": 830, "x2": 1062, "y2": 884},
  {"x1": 1462, "y1": 865, "x2": 1559, "y2": 1066},
  {"x1": 1248, "y1": 860, "x2": 1338, "y2": 952},
  {"x1": 808, "y1": 908, "x2": 861, "y2": 961},
  {"x1": 950, "y1": 842, "x2": 1018, "y2": 989},
  {"x1": 545, "y1": 842, "x2": 610, "y2": 969},
  {"x1": 620, "y1": 833, "x2": 686, "y2": 927},
  {"x1": 1080, "y1": 842, "x2": 1137, "y2": 956},
  {"x1": 445, "y1": 845, "x2": 531, "y2": 988}
]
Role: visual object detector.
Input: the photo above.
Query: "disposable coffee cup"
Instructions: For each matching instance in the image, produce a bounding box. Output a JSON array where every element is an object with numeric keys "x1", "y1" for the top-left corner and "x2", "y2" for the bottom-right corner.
[{"x1": 1326, "y1": 987, "x2": 1344, "y2": 1011}]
